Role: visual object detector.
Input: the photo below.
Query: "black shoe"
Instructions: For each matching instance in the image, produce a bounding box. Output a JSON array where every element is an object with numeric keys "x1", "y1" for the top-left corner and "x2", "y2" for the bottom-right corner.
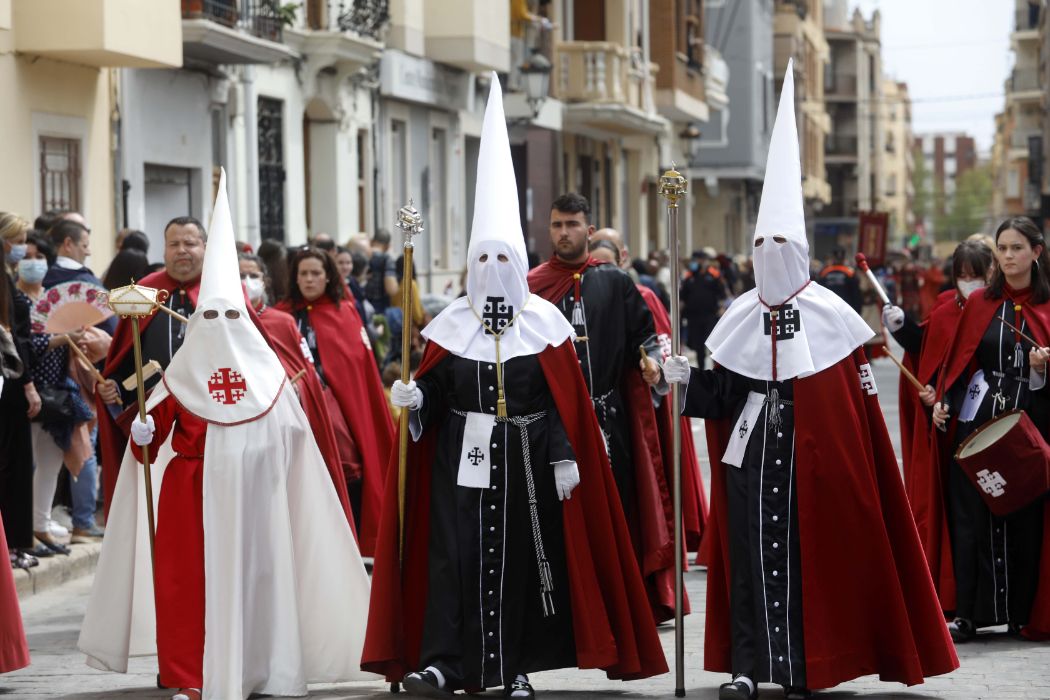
[
  {"x1": 402, "y1": 670, "x2": 453, "y2": 698},
  {"x1": 37, "y1": 537, "x2": 71, "y2": 556},
  {"x1": 28, "y1": 543, "x2": 54, "y2": 558},
  {"x1": 505, "y1": 674, "x2": 535, "y2": 698},
  {"x1": 719, "y1": 676, "x2": 756, "y2": 700},
  {"x1": 784, "y1": 686, "x2": 812, "y2": 699},
  {"x1": 948, "y1": 617, "x2": 976, "y2": 643}
]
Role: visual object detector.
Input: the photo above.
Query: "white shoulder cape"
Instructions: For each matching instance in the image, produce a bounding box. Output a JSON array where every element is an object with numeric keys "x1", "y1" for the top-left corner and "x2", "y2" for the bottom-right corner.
[
  {"x1": 706, "y1": 283, "x2": 874, "y2": 381},
  {"x1": 77, "y1": 383, "x2": 377, "y2": 699},
  {"x1": 421, "y1": 293, "x2": 574, "y2": 362}
]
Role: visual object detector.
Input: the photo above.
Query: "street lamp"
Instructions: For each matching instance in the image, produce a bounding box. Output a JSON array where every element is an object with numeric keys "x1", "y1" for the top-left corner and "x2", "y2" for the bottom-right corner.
[{"x1": 521, "y1": 49, "x2": 552, "y2": 118}]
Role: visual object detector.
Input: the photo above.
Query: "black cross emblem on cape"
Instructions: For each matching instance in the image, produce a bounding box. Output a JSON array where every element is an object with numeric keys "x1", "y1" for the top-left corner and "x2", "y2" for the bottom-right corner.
[
  {"x1": 482, "y1": 296, "x2": 515, "y2": 335},
  {"x1": 738, "y1": 420, "x2": 748, "y2": 439},
  {"x1": 468, "y1": 447, "x2": 485, "y2": 466},
  {"x1": 969, "y1": 384, "x2": 982, "y2": 400},
  {"x1": 763, "y1": 304, "x2": 800, "y2": 340}
]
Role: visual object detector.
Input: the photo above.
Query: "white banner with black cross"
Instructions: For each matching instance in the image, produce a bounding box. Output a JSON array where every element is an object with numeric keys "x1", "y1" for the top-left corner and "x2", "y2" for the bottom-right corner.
[{"x1": 458, "y1": 411, "x2": 497, "y2": 488}]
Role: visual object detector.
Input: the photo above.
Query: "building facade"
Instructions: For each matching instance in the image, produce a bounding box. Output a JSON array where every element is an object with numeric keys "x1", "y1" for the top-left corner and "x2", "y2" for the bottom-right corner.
[
  {"x1": 813, "y1": 1, "x2": 883, "y2": 258},
  {"x1": 879, "y1": 79, "x2": 914, "y2": 245},
  {"x1": 690, "y1": 0, "x2": 775, "y2": 256},
  {"x1": 0, "y1": 0, "x2": 182, "y2": 267},
  {"x1": 914, "y1": 131, "x2": 978, "y2": 236}
]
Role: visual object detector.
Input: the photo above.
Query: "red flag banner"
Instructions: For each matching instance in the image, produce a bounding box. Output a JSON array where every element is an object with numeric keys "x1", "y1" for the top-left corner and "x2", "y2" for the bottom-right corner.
[{"x1": 858, "y1": 211, "x2": 889, "y2": 267}]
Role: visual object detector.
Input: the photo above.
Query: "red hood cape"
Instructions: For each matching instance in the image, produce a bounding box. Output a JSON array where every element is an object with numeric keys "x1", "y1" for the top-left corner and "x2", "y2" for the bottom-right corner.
[
  {"x1": 275, "y1": 295, "x2": 394, "y2": 557},
  {"x1": 97, "y1": 270, "x2": 200, "y2": 516},
  {"x1": 526, "y1": 255, "x2": 605, "y2": 302},
  {"x1": 0, "y1": 518, "x2": 29, "y2": 674},
  {"x1": 898, "y1": 289, "x2": 961, "y2": 611},
  {"x1": 703, "y1": 349, "x2": 958, "y2": 688},
  {"x1": 361, "y1": 340, "x2": 668, "y2": 682},
  {"x1": 927, "y1": 290, "x2": 1050, "y2": 640},
  {"x1": 528, "y1": 259, "x2": 684, "y2": 623},
  {"x1": 256, "y1": 305, "x2": 355, "y2": 537}
]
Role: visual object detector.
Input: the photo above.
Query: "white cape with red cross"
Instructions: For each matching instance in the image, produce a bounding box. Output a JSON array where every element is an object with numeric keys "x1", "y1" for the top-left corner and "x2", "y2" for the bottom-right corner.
[{"x1": 706, "y1": 60, "x2": 872, "y2": 382}]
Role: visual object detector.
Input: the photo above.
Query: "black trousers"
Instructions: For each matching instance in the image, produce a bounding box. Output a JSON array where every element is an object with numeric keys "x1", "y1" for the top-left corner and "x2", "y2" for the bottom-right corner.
[{"x1": 0, "y1": 381, "x2": 34, "y2": 550}]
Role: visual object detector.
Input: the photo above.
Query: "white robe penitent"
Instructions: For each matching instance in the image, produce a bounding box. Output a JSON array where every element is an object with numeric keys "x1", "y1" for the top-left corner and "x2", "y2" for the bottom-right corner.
[{"x1": 78, "y1": 382, "x2": 376, "y2": 699}]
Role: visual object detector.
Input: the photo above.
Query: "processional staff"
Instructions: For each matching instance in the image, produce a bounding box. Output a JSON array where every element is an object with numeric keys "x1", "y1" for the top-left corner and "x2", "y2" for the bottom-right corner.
[{"x1": 659, "y1": 165, "x2": 688, "y2": 699}]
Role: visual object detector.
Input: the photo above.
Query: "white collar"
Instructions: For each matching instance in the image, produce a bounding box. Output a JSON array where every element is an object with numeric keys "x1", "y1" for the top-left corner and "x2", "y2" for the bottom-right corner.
[
  {"x1": 55, "y1": 256, "x2": 84, "y2": 270},
  {"x1": 706, "y1": 284, "x2": 874, "y2": 381}
]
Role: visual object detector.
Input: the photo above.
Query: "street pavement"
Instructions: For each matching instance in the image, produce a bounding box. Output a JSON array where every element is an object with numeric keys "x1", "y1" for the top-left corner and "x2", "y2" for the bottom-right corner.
[{"x1": 5, "y1": 358, "x2": 1050, "y2": 699}]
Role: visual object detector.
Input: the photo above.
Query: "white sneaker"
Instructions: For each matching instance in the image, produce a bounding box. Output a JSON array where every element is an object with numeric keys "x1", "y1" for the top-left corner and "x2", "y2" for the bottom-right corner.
[{"x1": 48, "y1": 521, "x2": 69, "y2": 538}]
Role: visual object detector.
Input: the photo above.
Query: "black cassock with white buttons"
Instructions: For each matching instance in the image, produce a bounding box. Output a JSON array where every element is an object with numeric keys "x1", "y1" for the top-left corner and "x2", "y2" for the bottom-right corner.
[{"x1": 411, "y1": 352, "x2": 577, "y2": 690}]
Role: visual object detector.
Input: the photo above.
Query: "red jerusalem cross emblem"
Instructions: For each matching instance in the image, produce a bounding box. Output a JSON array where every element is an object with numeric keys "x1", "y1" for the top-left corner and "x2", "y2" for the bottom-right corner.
[{"x1": 208, "y1": 367, "x2": 247, "y2": 405}]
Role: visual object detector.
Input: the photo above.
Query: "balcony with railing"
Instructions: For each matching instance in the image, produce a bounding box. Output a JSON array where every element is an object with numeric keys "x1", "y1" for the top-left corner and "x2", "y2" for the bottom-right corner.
[
  {"x1": 182, "y1": 0, "x2": 299, "y2": 64},
  {"x1": 13, "y1": 0, "x2": 182, "y2": 68},
  {"x1": 1015, "y1": 4, "x2": 1040, "y2": 35},
  {"x1": 554, "y1": 42, "x2": 667, "y2": 136},
  {"x1": 1009, "y1": 67, "x2": 1042, "y2": 100},
  {"x1": 825, "y1": 134, "x2": 859, "y2": 160},
  {"x1": 825, "y1": 73, "x2": 857, "y2": 101},
  {"x1": 285, "y1": 0, "x2": 385, "y2": 70}
]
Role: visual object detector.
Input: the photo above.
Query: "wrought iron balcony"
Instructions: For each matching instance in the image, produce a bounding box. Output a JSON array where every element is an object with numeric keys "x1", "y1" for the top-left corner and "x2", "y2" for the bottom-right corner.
[
  {"x1": 306, "y1": 0, "x2": 389, "y2": 39},
  {"x1": 182, "y1": 0, "x2": 283, "y2": 43}
]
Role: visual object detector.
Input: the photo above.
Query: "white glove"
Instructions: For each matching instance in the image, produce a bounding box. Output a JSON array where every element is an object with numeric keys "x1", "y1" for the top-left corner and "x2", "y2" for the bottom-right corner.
[
  {"x1": 131, "y1": 415, "x2": 155, "y2": 447},
  {"x1": 553, "y1": 461, "x2": 580, "y2": 501},
  {"x1": 391, "y1": 379, "x2": 423, "y2": 409},
  {"x1": 882, "y1": 304, "x2": 905, "y2": 332},
  {"x1": 661, "y1": 355, "x2": 691, "y2": 384}
]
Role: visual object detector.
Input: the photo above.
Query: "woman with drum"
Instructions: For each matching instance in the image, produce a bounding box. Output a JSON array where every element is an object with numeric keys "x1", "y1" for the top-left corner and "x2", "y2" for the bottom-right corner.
[{"x1": 933, "y1": 216, "x2": 1050, "y2": 642}]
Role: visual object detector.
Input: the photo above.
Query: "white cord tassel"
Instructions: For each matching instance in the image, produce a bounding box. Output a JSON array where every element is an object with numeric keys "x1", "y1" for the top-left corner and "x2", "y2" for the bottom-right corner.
[
  {"x1": 1014, "y1": 342, "x2": 1025, "y2": 370},
  {"x1": 571, "y1": 299, "x2": 585, "y2": 326},
  {"x1": 767, "y1": 387, "x2": 783, "y2": 432}
]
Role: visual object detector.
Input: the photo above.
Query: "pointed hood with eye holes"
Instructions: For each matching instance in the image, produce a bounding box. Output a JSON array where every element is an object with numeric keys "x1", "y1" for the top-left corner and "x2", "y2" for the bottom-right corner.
[
  {"x1": 161, "y1": 168, "x2": 287, "y2": 423},
  {"x1": 704, "y1": 61, "x2": 873, "y2": 381},
  {"x1": 422, "y1": 74, "x2": 573, "y2": 362}
]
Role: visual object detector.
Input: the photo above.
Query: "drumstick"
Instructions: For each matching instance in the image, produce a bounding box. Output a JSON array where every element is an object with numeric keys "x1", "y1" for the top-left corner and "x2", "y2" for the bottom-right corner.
[
  {"x1": 64, "y1": 335, "x2": 105, "y2": 384},
  {"x1": 883, "y1": 347, "x2": 926, "y2": 392},
  {"x1": 997, "y1": 315, "x2": 1043, "y2": 349},
  {"x1": 855, "y1": 253, "x2": 891, "y2": 306},
  {"x1": 289, "y1": 368, "x2": 307, "y2": 385}
]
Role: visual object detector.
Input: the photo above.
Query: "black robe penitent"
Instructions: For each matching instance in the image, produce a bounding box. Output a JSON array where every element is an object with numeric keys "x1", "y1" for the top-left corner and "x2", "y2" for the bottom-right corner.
[
  {"x1": 683, "y1": 367, "x2": 806, "y2": 687},
  {"x1": 551, "y1": 265, "x2": 659, "y2": 514},
  {"x1": 412, "y1": 352, "x2": 577, "y2": 690},
  {"x1": 944, "y1": 300, "x2": 1047, "y2": 627}
]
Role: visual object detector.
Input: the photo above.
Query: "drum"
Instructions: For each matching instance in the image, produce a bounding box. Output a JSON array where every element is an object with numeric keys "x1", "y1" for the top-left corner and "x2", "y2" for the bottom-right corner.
[{"x1": 955, "y1": 409, "x2": 1050, "y2": 517}]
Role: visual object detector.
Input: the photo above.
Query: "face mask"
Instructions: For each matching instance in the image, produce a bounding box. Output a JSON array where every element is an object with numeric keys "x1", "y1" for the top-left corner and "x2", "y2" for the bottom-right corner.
[
  {"x1": 689, "y1": 262, "x2": 700, "y2": 272},
  {"x1": 957, "y1": 279, "x2": 983, "y2": 299},
  {"x1": 243, "y1": 276, "x2": 265, "y2": 304},
  {"x1": 17, "y1": 258, "x2": 47, "y2": 284},
  {"x1": 6, "y1": 243, "x2": 27, "y2": 264}
]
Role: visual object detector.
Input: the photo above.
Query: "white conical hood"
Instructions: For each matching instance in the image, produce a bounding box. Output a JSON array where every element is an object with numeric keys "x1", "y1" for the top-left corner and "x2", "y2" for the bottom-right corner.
[
  {"x1": 704, "y1": 61, "x2": 873, "y2": 381},
  {"x1": 465, "y1": 75, "x2": 530, "y2": 315},
  {"x1": 423, "y1": 74, "x2": 572, "y2": 362},
  {"x1": 162, "y1": 168, "x2": 287, "y2": 423},
  {"x1": 752, "y1": 59, "x2": 811, "y2": 306}
]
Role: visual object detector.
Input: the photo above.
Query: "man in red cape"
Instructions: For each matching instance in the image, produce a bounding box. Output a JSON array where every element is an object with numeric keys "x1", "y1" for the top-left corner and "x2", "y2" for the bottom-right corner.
[
  {"x1": 528, "y1": 200, "x2": 680, "y2": 624},
  {"x1": 96, "y1": 218, "x2": 207, "y2": 516},
  {"x1": 932, "y1": 281, "x2": 1050, "y2": 641},
  {"x1": 362, "y1": 340, "x2": 667, "y2": 684}
]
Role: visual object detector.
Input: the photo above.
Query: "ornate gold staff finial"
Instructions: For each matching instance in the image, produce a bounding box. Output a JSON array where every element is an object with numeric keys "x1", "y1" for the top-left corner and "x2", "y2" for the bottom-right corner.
[{"x1": 659, "y1": 162, "x2": 688, "y2": 209}]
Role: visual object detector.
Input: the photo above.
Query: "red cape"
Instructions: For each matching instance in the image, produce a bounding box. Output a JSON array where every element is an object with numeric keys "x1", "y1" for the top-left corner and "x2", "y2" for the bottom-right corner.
[
  {"x1": 0, "y1": 517, "x2": 29, "y2": 674},
  {"x1": 931, "y1": 290, "x2": 1050, "y2": 639},
  {"x1": 361, "y1": 340, "x2": 668, "y2": 682},
  {"x1": 703, "y1": 349, "x2": 958, "y2": 688},
  {"x1": 898, "y1": 289, "x2": 961, "y2": 611},
  {"x1": 528, "y1": 259, "x2": 684, "y2": 622},
  {"x1": 275, "y1": 296, "x2": 394, "y2": 557},
  {"x1": 98, "y1": 270, "x2": 200, "y2": 516},
  {"x1": 526, "y1": 255, "x2": 605, "y2": 301},
  {"x1": 256, "y1": 306, "x2": 355, "y2": 536}
]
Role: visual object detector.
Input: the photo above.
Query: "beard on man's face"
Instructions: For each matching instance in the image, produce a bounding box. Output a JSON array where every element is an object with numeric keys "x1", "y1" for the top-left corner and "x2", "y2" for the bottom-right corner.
[{"x1": 554, "y1": 237, "x2": 587, "y2": 261}]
